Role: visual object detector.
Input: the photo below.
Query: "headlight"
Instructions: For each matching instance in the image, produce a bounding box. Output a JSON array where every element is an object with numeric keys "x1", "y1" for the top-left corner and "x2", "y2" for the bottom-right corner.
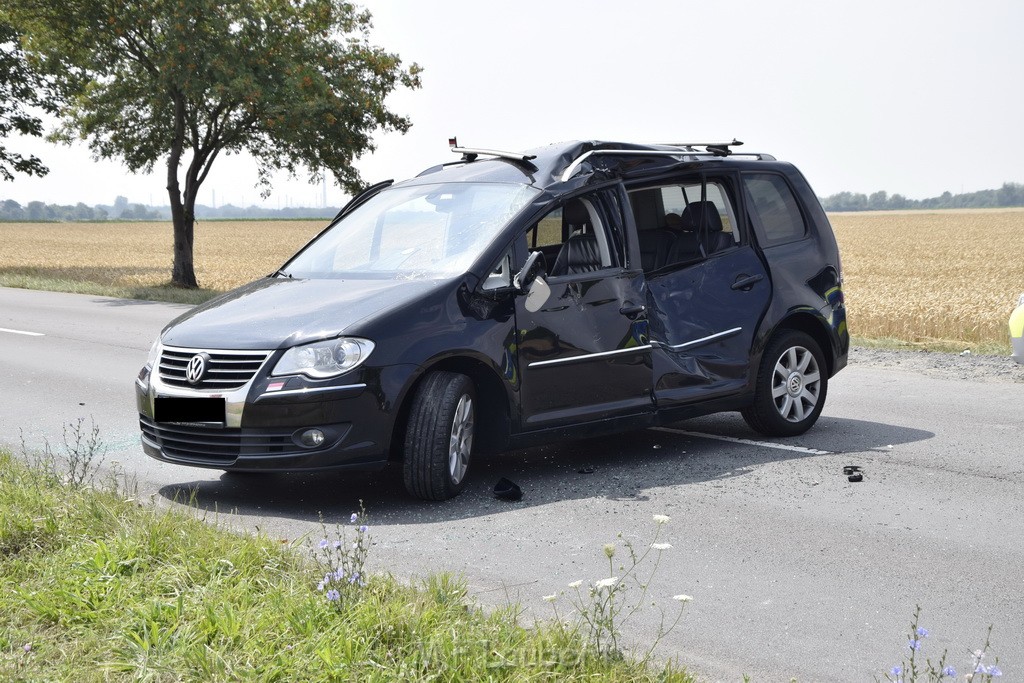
[
  {"x1": 146, "y1": 337, "x2": 161, "y2": 368},
  {"x1": 272, "y1": 338, "x2": 375, "y2": 379}
]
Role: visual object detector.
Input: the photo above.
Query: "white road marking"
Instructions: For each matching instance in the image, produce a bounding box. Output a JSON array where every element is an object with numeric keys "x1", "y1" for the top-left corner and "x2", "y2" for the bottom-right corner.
[
  {"x1": 651, "y1": 426, "x2": 833, "y2": 455},
  {"x1": 0, "y1": 327, "x2": 44, "y2": 337}
]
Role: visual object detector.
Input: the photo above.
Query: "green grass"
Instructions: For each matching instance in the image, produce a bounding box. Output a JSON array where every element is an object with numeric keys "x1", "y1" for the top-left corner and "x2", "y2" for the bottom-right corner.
[
  {"x1": 0, "y1": 450, "x2": 692, "y2": 682},
  {"x1": 0, "y1": 273, "x2": 221, "y2": 305}
]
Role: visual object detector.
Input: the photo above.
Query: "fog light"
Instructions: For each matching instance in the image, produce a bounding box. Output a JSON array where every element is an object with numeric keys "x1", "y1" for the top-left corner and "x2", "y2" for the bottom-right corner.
[{"x1": 299, "y1": 429, "x2": 326, "y2": 448}]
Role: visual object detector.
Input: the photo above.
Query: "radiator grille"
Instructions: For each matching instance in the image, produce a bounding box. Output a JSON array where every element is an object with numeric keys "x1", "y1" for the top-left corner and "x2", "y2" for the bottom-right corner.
[{"x1": 159, "y1": 346, "x2": 270, "y2": 390}]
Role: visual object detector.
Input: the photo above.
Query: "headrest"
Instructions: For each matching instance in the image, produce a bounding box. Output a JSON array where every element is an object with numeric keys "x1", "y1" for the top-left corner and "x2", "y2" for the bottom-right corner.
[
  {"x1": 564, "y1": 199, "x2": 590, "y2": 226},
  {"x1": 680, "y1": 201, "x2": 723, "y2": 233}
]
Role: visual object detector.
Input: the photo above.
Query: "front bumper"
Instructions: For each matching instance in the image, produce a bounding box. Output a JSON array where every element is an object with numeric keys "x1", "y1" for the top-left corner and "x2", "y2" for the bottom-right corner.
[{"x1": 136, "y1": 348, "x2": 416, "y2": 472}]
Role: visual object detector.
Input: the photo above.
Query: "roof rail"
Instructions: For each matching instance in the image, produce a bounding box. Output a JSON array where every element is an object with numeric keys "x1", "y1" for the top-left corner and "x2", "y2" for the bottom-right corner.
[
  {"x1": 559, "y1": 140, "x2": 774, "y2": 182},
  {"x1": 449, "y1": 137, "x2": 537, "y2": 164},
  {"x1": 658, "y1": 139, "x2": 744, "y2": 155}
]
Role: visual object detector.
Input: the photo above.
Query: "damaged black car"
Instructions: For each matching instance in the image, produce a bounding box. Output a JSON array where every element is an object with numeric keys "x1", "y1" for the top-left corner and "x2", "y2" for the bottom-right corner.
[{"x1": 136, "y1": 139, "x2": 848, "y2": 500}]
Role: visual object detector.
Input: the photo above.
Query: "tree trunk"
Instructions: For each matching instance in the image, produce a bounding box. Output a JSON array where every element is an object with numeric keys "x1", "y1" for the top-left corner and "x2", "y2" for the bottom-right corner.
[
  {"x1": 168, "y1": 195, "x2": 198, "y2": 288},
  {"x1": 166, "y1": 94, "x2": 198, "y2": 289}
]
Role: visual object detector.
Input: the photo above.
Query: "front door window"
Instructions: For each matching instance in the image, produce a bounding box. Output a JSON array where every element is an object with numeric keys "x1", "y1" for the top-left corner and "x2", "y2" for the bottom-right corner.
[{"x1": 514, "y1": 187, "x2": 652, "y2": 427}]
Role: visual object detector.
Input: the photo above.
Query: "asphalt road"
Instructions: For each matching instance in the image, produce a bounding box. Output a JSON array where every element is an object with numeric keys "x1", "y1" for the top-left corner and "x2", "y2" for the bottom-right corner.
[{"x1": 2, "y1": 286, "x2": 1022, "y2": 681}]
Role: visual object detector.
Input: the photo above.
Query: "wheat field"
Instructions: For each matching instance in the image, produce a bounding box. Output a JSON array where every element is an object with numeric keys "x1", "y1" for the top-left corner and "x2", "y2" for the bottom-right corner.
[
  {"x1": 0, "y1": 220, "x2": 323, "y2": 294},
  {"x1": 829, "y1": 208, "x2": 1023, "y2": 349},
  {"x1": 1, "y1": 210, "x2": 1022, "y2": 348}
]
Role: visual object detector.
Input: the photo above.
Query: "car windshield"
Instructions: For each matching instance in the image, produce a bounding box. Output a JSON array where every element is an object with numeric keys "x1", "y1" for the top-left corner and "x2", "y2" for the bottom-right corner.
[{"x1": 283, "y1": 182, "x2": 540, "y2": 279}]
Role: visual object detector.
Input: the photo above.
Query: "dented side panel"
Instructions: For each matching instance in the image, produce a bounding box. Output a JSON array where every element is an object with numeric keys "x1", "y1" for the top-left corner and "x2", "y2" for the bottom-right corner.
[
  {"x1": 646, "y1": 246, "x2": 771, "y2": 406},
  {"x1": 515, "y1": 271, "x2": 653, "y2": 428}
]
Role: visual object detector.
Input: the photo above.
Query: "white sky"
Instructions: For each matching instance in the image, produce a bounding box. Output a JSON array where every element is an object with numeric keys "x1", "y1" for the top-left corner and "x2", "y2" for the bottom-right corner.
[{"x1": 3, "y1": 0, "x2": 1022, "y2": 207}]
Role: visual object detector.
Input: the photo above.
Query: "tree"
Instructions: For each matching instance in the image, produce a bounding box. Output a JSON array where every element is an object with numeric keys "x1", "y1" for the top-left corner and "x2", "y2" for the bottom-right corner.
[
  {"x1": 8, "y1": 0, "x2": 421, "y2": 287},
  {"x1": 25, "y1": 200, "x2": 52, "y2": 221},
  {"x1": 0, "y1": 20, "x2": 57, "y2": 181},
  {"x1": 0, "y1": 198, "x2": 25, "y2": 219}
]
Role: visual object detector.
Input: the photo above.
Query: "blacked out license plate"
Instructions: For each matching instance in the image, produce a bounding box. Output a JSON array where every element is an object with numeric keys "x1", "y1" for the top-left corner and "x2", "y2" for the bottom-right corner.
[{"x1": 155, "y1": 397, "x2": 226, "y2": 425}]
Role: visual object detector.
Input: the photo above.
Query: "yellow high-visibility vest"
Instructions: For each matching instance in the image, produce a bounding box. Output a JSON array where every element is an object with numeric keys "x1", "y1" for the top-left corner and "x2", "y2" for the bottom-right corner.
[{"x1": 1012, "y1": 300, "x2": 1024, "y2": 339}]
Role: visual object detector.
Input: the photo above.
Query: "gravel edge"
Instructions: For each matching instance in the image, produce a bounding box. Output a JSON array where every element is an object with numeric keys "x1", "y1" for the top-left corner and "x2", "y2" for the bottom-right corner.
[{"x1": 849, "y1": 346, "x2": 1024, "y2": 383}]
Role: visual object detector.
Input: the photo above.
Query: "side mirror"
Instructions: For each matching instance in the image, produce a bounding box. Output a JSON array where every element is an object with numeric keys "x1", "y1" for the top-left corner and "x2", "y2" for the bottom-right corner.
[{"x1": 513, "y1": 251, "x2": 545, "y2": 292}]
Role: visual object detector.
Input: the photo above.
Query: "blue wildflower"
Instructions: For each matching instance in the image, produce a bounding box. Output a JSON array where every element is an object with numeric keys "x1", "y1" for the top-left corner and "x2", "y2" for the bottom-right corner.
[
  {"x1": 942, "y1": 666, "x2": 956, "y2": 677},
  {"x1": 22, "y1": 643, "x2": 31, "y2": 653},
  {"x1": 890, "y1": 665, "x2": 902, "y2": 676},
  {"x1": 334, "y1": 568, "x2": 346, "y2": 581},
  {"x1": 908, "y1": 639, "x2": 921, "y2": 651},
  {"x1": 916, "y1": 627, "x2": 929, "y2": 638},
  {"x1": 325, "y1": 589, "x2": 340, "y2": 602},
  {"x1": 987, "y1": 666, "x2": 1002, "y2": 677},
  {"x1": 332, "y1": 540, "x2": 342, "y2": 549},
  {"x1": 318, "y1": 539, "x2": 329, "y2": 550},
  {"x1": 359, "y1": 524, "x2": 368, "y2": 533},
  {"x1": 350, "y1": 513, "x2": 358, "y2": 523}
]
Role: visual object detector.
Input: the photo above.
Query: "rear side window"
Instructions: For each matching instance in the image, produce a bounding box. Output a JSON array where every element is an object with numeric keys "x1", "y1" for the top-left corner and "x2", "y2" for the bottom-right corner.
[
  {"x1": 627, "y1": 176, "x2": 741, "y2": 274},
  {"x1": 743, "y1": 174, "x2": 807, "y2": 246}
]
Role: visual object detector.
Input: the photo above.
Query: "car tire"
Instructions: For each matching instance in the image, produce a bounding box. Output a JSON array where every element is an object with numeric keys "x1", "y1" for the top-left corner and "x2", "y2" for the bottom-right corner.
[
  {"x1": 742, "y1": 330, "x2": 828, "y2": 437},
  {"x1": 403, "y1": 371, "x2": 476, "y2": 501}
]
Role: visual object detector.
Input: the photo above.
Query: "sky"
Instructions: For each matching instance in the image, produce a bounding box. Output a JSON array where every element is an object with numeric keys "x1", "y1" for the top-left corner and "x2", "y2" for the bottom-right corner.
[{"x1": 3, "y1": 0, "x2": 1023, "y2": 208}]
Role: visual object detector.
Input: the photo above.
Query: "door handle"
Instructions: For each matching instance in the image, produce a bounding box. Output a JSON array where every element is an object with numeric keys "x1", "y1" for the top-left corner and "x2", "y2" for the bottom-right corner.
[
  {"x1": 619, "y1": 303, "x2": 646, "y2": 317},
  {"x1": 731, "y1": 274, "x2": 764, "y2": 291}
]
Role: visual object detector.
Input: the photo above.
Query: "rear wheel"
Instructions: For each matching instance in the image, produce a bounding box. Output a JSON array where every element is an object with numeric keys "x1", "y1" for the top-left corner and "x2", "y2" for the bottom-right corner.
[
  {"x1": 403, "y1": 371, "x2": 476, "y2": 501},
  {"x1": 742, "y1": 330, "x2": 827, "y2": 437}
]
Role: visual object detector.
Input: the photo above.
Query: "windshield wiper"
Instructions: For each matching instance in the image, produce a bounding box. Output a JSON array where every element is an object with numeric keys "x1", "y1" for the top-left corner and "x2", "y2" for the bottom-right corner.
[{"x1": 270, "y1": 269, "x2": 293, "y2": 279}]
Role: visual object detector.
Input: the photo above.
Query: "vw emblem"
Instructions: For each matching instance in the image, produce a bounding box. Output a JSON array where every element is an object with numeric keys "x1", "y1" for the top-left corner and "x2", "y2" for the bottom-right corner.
[{"x1": 185, "y1": 353, "x2": 209, "y2": 385}]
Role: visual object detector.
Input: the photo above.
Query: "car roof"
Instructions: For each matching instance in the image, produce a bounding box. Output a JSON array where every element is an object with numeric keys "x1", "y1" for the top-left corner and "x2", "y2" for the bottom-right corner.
[{"x1": 398, "y1": 140, "x2": 787, "y2": 192}]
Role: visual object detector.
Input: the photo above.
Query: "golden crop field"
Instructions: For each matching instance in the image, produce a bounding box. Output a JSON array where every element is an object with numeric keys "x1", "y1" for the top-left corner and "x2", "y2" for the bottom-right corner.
[
  {"x1": 0, "y1": 220, "x2": 324, "y2": 294},
  {"x1": 0, "y1": 209, "x2": 1022, "y2": 349},
  {"x1": 830, "y1": 208, "x2": 1024, "y2": 350}
]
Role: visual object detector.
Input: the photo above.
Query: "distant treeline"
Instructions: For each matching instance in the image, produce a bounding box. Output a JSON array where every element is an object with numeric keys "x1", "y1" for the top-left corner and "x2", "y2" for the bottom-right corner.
[
  {"x1": 0, "y1": 195, "x2": 340, "y2": 222},
  {"x1": 819, "y1": 182, "x2": 1024, "y2": 212},
  {"x1": 4, "y1": 183, "x2": 1024, "y2": 221}
]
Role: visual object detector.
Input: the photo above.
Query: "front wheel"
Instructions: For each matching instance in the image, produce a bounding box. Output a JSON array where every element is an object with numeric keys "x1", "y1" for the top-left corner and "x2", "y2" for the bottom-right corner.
[
  {"x1": 742, "y1": 330, "x2": 828, "y2": 437},
  {"x1": 403, "y1": 371, "x2": 476, "y2": 501}
]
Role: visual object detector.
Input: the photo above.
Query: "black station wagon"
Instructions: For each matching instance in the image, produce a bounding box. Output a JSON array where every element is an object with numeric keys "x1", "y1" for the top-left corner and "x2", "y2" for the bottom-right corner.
[{"x1": 136, "y1": 140, "x2": 848, "y2": 500}]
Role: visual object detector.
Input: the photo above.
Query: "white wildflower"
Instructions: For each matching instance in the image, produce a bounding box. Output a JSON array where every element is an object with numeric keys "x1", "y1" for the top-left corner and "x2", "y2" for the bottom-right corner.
[
  {"x1": 542, "y1": 594, "x2": 558, "y2": 602},
  {"x1": 594, "y1": 577, "x2": 619, "y2": 588},
  {"x1": 652, "y1": 514, "x2": 671, "y2": 524},
  {"x1": 651, "y1": 542, "x2": 672, "y2": 550},
  {"x1": 568, "y1": 580, "x2": 583, "y2": 588},
  {"x1": 672, "y1": 594, "x2": 693, "y2": 602}
]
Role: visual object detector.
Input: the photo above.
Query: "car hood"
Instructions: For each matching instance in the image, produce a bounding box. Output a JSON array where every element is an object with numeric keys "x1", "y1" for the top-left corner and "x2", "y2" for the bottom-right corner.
[{"x1": 160, "y1": 276, "x2": 449, "y2": 350}]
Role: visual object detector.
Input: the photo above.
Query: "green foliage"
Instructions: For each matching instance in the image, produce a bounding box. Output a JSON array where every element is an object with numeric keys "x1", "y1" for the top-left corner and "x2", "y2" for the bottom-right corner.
[
  {"x1": 0, "y1": 20, "x2": 57, "y2": 181},
  {"x1": 9, "y1": 0, "x2": 420, "y2": 192},
  {"x1": 6, "y1": 0, "x2": 421, "y2": 287}
]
